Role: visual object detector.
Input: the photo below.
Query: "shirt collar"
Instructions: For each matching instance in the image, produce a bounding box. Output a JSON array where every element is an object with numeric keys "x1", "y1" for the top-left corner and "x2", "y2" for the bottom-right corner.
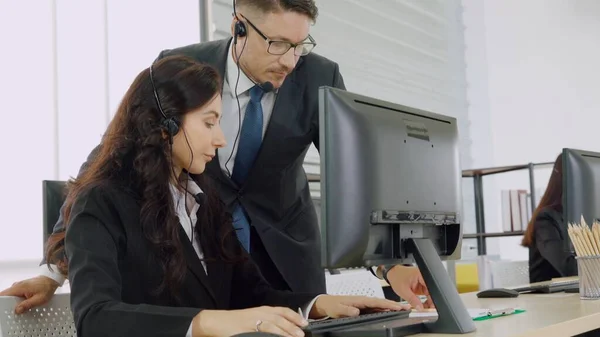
[
  {"x1": 226, "y1": 41, "x2": 256, "y2": 98},
  {"x1": 169, "y1": 175, "x2": 204, "y2": 208}
]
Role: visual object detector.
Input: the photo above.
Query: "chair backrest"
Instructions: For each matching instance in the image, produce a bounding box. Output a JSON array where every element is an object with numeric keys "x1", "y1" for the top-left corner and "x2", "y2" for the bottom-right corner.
[
  {"x1": 489, "y1": 260, "x2": 529, "y2": 288},
  {"x1": 0, "y1": 293, "x2": 76, "y2": 337},
  {"x1": 42, "y1": 180, "x2": 67, "y2": 244},
  {"x1": 325, "y1": 269, "x2": 385, "y2": 298}
]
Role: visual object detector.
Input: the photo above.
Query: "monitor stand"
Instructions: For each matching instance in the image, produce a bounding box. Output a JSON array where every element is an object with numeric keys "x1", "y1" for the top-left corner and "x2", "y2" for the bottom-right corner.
[{"x1": 403, "y1": 238, "x2": 476, "y2": 334}]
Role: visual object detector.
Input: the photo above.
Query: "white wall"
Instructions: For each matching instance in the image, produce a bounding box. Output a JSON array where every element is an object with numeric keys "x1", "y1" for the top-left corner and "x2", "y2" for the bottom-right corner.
[
  {"x1": 0, "y1": 0, "x2": 200, "y2": 262},
  {"x1": 463, "y1": 0, "x2": 600, "y2": 260}
]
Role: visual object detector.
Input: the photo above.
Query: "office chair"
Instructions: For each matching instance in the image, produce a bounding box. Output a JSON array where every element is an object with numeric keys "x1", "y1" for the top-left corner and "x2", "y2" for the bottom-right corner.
[
  {"x1": 42, "y1": 180, "x2": 67, "y2": 246},
  {"x1": 0, "y1": 293, "x2": 76, "y2": 337},
  {"x1": 0, "y1": 181, "x2": 80, "y2": 336}
]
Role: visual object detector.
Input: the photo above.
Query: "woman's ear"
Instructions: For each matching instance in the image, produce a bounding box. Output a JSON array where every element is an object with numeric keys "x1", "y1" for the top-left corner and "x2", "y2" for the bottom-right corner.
[{"x1": 161, "y1": 129, "x2": 169, "y2": 141}]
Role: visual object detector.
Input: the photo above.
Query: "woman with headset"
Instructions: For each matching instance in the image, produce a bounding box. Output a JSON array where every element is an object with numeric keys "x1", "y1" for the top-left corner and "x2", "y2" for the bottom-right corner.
[{"x1": 44, "y1": 55, "x2": 407, "y2": 337}]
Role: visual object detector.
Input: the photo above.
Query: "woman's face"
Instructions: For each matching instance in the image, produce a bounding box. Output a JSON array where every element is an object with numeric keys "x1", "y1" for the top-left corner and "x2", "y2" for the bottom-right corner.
[{"x1": 172, "y1": 94, "x2": 226, "y2": 175}]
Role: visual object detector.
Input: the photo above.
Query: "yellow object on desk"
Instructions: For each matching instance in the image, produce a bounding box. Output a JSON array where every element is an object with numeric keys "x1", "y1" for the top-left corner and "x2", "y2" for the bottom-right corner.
[
  {"x1": 380, "y1": 263, "x2": 479, "y2": 293},
  {"x1": 455, "y1": 262, "x2": 479, "y2": 293}
]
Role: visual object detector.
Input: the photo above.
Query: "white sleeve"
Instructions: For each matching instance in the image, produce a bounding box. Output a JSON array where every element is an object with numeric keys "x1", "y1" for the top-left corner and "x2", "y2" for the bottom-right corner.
[
  {"x1": 186, "y1": 322, "x2": 193, "y2": 337},
  {"x1": 38, "y1": 264, "x2": 66, "y2": 286},
  {"x1": 301, "y1": 294, "x2": 326, "y2": 320}
]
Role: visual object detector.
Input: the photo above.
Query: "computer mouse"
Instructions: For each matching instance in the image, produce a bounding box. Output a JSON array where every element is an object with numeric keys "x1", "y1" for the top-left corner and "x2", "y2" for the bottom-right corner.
[{"x1": 476, "y1": 288, "x2": 519, "y2": 298}]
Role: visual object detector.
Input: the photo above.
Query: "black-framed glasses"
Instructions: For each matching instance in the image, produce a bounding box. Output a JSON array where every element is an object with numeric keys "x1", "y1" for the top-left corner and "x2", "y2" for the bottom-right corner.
[{"x1": 241, "y1": 15, "x2": 316, "y2": 56}]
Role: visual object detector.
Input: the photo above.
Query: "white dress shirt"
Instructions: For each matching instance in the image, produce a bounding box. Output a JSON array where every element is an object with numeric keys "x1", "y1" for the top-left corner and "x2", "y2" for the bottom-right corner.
[
  {"x1": 219, "y1": 42, "x2": 277, "y2": 176},
  {"x1": 170, "y1": 178, "x2": 205, "y2": 337}
]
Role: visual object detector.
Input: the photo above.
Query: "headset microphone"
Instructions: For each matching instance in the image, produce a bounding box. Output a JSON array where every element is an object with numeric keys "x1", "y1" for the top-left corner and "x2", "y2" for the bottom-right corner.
[
  {"x1": 258, "y1": 81, "x2": 274, "y2": 93},
  {"x1": 191, "y1": 192, "x2": 206, "y2": 206}
]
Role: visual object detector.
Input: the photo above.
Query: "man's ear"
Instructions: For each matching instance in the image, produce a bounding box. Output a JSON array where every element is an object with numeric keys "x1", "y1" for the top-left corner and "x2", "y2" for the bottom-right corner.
[{"x1": 230, "y1": 18, "x2": 237, "y2": 39}]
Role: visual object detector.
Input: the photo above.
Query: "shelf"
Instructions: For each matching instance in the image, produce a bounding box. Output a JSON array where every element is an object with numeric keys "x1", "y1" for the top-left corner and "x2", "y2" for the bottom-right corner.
[
  {"x1": 462, "y1": 162, "x2": 554, "y2": 178},
  {"x1": 307, "y1": 161, "x2": 554, "y2": 181},
  {"x1": 463, "y1": 231, "x2": 525, "y2": 239}
]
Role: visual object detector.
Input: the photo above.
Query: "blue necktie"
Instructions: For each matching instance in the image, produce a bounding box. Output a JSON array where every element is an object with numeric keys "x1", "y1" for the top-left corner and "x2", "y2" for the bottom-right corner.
[{"x1": 231, "y1": 85, "x2": 266, "y2": 251}]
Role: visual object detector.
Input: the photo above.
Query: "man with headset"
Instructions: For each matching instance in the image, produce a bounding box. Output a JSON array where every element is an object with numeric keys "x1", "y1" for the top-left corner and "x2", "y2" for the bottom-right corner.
[{"x1": 1, "y1": 0, "x2": 431, "y2": 313}]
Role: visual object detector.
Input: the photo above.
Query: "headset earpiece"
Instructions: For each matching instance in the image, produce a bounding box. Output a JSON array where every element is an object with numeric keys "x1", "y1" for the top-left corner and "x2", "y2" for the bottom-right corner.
[
  {"x1": 162, "y1": 117, "x2": 180, "y2": 138},
  {"x1": 149, "y1": 62, "x2": 180, "y2": 142},
  {"x1": 234, "y1": 20, "x2": 247, "y2": 38}
]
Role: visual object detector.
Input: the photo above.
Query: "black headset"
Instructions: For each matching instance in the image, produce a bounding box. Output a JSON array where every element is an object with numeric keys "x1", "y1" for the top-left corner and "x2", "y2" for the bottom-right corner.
[
  {"x1": 225, "y1": 0, "x2": 274, "y2": 177},
  {"x1": 149, "y1": 60, "x2": 202, "y2": 243},
  {"x1": 225, "y1": 0, "x2": 247, "y2": 176},
  {"x1": 233, "y1": 11, "x2": 247, "y2": 42},
  {"x1": 232, "y1": 1, "x2": 274, "y2": 92},
  {"x1": 149, "y1": 62, "x2": 180, "y2": 143}
]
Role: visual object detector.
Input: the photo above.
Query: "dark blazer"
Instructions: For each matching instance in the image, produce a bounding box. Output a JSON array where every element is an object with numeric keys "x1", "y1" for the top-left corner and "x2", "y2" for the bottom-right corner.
[
  {"x1": 47, "y1": 38, "x2": 346, "y2": 294},
  {"x1": 528, "y1": 207, "x2": 577, "y2": 283},
  {"x1": 65, "y1": 182, "x2": 317, "y2": 337}
]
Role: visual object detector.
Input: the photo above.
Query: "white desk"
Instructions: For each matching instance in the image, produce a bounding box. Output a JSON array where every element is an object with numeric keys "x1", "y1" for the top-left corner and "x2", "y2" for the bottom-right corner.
[{"x1": 413, "y1": 292, "x2": 600, "y2": 337}]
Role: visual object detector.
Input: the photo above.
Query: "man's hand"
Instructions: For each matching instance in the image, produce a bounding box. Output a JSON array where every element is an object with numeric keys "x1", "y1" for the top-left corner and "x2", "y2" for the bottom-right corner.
[
  {"x1": 385, "y1": 265, "x2": 433, "y2": 310},
  {"x1": 0, "y1": 276, "x2": 59, "y2": 314}
]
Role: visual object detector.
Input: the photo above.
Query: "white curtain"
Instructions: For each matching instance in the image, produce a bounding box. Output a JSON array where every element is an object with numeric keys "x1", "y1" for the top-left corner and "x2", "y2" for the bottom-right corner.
[{"x1": 0, "y1": 0, "x2": 201, "y2": 261}]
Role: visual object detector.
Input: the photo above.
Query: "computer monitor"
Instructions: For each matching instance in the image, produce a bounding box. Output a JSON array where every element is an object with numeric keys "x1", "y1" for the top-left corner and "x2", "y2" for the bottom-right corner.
[
  {"x1": 318, "y1": 87, "x2": 474, "y2": 336},
  {"x1": 562, "y1": 148, "x2": 600, "y2": 252}
]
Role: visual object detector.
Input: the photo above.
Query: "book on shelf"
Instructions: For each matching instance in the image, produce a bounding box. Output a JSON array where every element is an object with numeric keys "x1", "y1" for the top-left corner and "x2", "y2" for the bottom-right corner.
[{"x1": 500, "y1": 188, "x2": 544, "y2": 232}]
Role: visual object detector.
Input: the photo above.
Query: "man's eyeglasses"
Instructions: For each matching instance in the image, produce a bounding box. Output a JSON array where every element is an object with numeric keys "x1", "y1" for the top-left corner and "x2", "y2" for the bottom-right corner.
[{"x1": 240, "y1": 15, "x2": 316, "y2": 56}]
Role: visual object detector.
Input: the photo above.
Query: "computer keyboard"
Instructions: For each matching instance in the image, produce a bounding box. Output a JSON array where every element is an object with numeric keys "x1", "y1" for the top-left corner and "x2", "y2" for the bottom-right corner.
[
  {"x1": 303, "y1": 310, "x2": 410, "y2": 333},
  {"x1": 512, "y1": 278, "x2": 579, "y2": 293}
]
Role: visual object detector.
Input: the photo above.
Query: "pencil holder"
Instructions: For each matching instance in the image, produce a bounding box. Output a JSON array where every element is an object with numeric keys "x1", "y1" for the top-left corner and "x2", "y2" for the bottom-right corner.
[{"x1": 576, "y1": 255, "x2": 600, "y2": 300}]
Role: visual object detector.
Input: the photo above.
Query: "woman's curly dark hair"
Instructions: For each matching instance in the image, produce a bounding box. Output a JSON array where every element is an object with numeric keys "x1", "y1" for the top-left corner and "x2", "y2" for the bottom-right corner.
[{"x1": 45, "y1": 55, "x2": 244, "y2": 300}]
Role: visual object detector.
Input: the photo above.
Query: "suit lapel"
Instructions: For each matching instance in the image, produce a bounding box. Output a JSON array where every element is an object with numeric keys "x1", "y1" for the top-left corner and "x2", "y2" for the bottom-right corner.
[
  {"x1": 179, "y1": 227, "x2": 218, "y2": 305},
  {"x1": 205, "y1": 156, "x2": 229, "y2": 184},
  {"x1": 202, "y1": 38, "x2": 229, "y2": 81},
  {"x1": 206, "y1": 258, "x2": 229, "y2": 309}
]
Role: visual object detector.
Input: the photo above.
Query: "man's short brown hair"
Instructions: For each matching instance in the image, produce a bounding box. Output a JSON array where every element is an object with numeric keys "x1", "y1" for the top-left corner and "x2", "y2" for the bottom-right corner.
[{"x1": 235, "y1": 0, "x2": 318, "y2": 22}]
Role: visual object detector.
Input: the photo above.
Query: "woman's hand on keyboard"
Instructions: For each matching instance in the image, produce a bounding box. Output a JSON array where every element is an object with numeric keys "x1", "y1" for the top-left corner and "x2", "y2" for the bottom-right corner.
[
  {"x1": 192, "y1": 306, "x2": 309, "y2": 337},
  {"x1": 309, "y1": 295, "x2": 410, "y2": 319}
]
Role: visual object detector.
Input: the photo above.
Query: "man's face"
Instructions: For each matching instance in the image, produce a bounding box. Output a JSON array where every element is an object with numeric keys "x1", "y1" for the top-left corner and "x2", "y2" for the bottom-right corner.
[{"x1": 232, "y1": 10, "x2": 313, "y2": 89}]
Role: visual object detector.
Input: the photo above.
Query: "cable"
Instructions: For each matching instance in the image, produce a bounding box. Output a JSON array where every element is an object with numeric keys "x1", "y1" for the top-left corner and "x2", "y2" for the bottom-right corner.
[
  {"x1": 182, "y1": 128, "x2": 195, "y2": 243},
  {"x1": 223, "y1": 31, "x2": 248, "y2": 177}
]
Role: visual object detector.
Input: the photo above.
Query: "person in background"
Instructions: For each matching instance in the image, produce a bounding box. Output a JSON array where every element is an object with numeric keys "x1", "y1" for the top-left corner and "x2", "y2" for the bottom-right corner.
[
  {"x1": 522, "y1": 154, "x2": 577, "y2": 283},
  {"x1": 1, "y1": 0, "x2": 431, "y2": 313},
  {"x1": 54, "y1": 55, "x2": 409, "y2": 337}
]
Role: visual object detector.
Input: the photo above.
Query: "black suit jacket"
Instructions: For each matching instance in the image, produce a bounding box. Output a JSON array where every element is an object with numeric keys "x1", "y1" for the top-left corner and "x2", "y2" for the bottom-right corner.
[
  {"x1": 528, "y1": 207, "x2": 577, "y2": 283},
  {"x1": 47, "y1": 38, "x2": 346, "y2": 294},
  {"x1": 158, "y1": 39, "x2": 346, "y2": 294},
  {"x1": 65, "y1": 182, "x2": 317, "y2": 337}
]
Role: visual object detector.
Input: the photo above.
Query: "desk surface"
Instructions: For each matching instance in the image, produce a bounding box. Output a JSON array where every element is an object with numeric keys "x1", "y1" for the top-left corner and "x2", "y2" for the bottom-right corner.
[{"x1": 412, "y1": 292, "x2": 600, "y2": 337}]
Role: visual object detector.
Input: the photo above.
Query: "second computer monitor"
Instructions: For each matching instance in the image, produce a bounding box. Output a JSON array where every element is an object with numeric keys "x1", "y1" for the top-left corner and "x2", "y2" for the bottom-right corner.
[
  {"x1": 563, "y1": 148, "x2": 600, "y2": 252},
  {"x1": 318, "y1": 86, "x2": 463, "y2": 269}
]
